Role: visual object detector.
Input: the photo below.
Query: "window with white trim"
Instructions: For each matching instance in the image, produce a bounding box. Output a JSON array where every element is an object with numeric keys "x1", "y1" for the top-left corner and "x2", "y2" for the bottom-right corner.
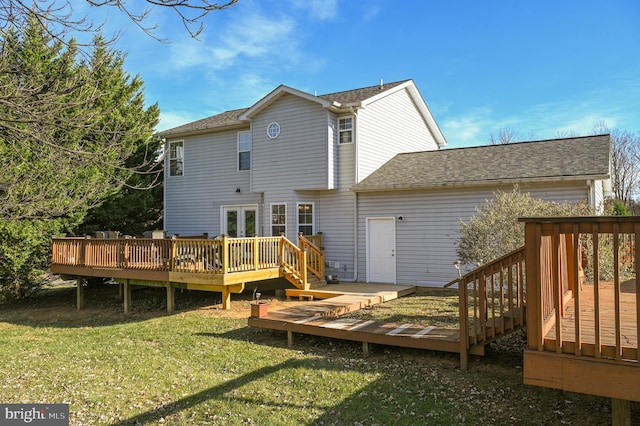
[
  {"x1": 338, "y1": 117, "x2": 353, "y2": 144},
  {"x1": 271, "y1": 203, "x2": 286, "y2": 236},
  {"x1": 169, "y1": 141, "x2": 184, "y2": 176},
  {"x1": 297, "y1": 203, "x2": 314, "y2": 236},
  {"x1": 238, "y1": 131, "x2": 251, "y2": 171},
  {"x1": 267, "y1": 122, "x2": 280, "y2": 139}
]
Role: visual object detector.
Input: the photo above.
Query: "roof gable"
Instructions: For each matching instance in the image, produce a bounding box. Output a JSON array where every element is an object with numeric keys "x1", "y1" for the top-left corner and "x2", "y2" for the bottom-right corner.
[
  {"x1": 238, "y1": 85, "x2": 337, "y2": 120},
  {"x1": 352, "y1": 135, "x2": 611, "y2": 192}
]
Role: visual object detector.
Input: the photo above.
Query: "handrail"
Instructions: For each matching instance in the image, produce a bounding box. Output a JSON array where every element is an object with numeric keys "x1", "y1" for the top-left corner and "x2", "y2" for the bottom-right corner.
[
  {"x1": 451, "y1": 246, "x2": 526, "y2": 370},
  {"x1": 281, "y1": 237, "x2": 308, "y2": 288},
  {"x1": 298, "y1": 233, "x2": 325, "y2": 281}
]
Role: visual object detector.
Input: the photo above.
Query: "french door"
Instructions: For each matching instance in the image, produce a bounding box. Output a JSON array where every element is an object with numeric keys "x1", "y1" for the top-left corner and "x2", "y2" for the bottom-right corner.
[{"x1": 222, "y1": 206, "x2": 257, "y2": 237}]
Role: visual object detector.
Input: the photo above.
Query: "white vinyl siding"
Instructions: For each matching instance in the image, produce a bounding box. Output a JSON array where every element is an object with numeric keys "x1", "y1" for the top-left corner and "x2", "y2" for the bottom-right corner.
[
  {"x1": 356, "y1": 88, "x2": 440, "y2": 182},
  {"x1": 252, "y1": 94, "x2": 330, "y2": 192},
  {"x1": 164, "y1": 128, "x2": 259, "y2": 236},
  {"x1": 357, "y1": 183, "x2": 592, "y2": 286}
]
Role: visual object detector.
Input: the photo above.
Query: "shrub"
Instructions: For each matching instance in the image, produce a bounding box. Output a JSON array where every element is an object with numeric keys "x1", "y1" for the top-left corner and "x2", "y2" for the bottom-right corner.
[
  {"x1": 456, "y1": 187, "x2": 594, "y2": 268},
  {"x1": 0, "y1": 220, "x2": 66, "y2": 302}
]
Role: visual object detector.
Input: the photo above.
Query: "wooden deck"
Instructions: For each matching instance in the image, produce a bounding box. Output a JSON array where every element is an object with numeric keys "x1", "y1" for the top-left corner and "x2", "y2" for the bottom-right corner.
[
  {"x1": 544, "y1": 281, "x2": 638, "y2": 357},
  {"x1": 50, "y1": 234, "x2": 325, "y2": 311},
  {"x1": 521, "y1": 217, "x2": 640, "y2": 421},
  {"x1": 249, "y1": 284, "x2": 485, "y2": 356}
]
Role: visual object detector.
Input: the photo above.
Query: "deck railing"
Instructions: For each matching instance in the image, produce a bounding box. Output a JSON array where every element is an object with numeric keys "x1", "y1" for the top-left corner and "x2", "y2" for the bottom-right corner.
[
  {"x1": 281, "y1": 237, "x2": 307, "y2": 287},
  {"x1": 52, "y1": 235, "x2": 319, "y2": 286},
  {"x1": 522, "y1": 217, "x2": 639, "y2": 363},
  {"x1": 452, "y1": 246, "x2": 526, "y2": 369},
  {"x1": 298, "y1": 233, "x2": 325, "y2": 281}
]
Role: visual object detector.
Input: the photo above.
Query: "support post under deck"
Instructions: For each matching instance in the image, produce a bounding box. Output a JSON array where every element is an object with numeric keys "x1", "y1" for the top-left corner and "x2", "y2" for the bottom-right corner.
[
  {"x1": 166, "y1": 282, "x2": 174, "y2": 313},
  {"x1": 221, "y1": 287, "x2": 231, "y2": 310},
  {"x1": 76, "y1": 278, "x2": 84, "y2": 310},
  {"x1": 612, "y1": 398, "x2": 630, "y2": 426},
  {"x1": 123, "y1": 279, "x2": 131, "y2": 314}
]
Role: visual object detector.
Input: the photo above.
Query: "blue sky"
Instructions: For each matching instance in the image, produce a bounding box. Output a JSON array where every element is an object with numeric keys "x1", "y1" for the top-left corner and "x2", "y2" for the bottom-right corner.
[{"x1": 86, "y1": 0, "x2": 639, "y2": 148}]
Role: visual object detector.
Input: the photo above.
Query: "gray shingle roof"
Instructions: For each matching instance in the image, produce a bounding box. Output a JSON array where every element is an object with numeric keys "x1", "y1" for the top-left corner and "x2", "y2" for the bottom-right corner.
[
  {"x1": 157, "y1": 80, "x2": 411, "y2": 137},
  {"x1": 352, "y1": 135, "x2": 611, "y2": 192},
  {"x1": 157, "y1": 108, "x2": 249, "y2": 137},
  {"x1": 318, "y1": 80, "x2": 410, "y2": 104}
]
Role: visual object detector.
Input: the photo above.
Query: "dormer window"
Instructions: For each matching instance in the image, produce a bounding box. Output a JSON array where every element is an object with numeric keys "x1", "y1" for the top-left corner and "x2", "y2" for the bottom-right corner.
[
  {"x1": 339, "y1": 117, "x2": 353, "y2": 144},
  {"x1": 267, "y1": 122, "x2": 281, "y2": 139}
]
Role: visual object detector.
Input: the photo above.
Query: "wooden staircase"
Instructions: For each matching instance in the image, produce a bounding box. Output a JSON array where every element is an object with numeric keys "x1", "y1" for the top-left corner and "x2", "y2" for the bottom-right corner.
[{"x1": 281, "y1": 234, "x2": 326, "y2": 291}]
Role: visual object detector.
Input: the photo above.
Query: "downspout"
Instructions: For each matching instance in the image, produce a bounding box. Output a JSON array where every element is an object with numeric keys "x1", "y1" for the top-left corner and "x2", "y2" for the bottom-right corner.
[{"x1": 344, "y1": 105, "x2": 359, "y2": 282}]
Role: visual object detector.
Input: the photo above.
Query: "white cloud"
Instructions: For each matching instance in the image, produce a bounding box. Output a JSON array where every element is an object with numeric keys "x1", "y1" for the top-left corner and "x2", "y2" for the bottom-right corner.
[
  {"x1": 157, "y1": 111, "x2": 202, "y2": 132},
  {"x1": 440, "y1": 82, "x2": 640, "y2": 148},
  {"x1": 440, "y1": 107, "x2": 499, "y2": 147},
  {"x1": 167, "y1": 12, "x2": 298, "y2": 72},
  {"x1": 290, "y1": 0, "x2": 339, "y2": 20}
]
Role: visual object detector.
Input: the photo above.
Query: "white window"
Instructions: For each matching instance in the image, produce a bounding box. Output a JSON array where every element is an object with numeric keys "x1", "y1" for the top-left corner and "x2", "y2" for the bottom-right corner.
[
  {"x1": 169, "y1": 141, "x2": 184, "y2": 176},
  {"x1": 271, "y1": 203, "x2": 286, "y2": 236},
  {"x1": 338, "y1": 117, "x2": 353, "y2": 144},
  {"x1": 297, "y1": 203, "x2": 314, "y2": 236},
  {"x1": 267, "y1": 122, "x2": 281, "y2": 139},
  {"x1": 238, "y1": 131, "x2": 251, "y2": 171}
]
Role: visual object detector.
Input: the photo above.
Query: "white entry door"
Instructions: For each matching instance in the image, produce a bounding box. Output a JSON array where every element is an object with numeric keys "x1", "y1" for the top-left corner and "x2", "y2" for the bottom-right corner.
[
  {"x1": 223, "y1": 206, "x2": 257, "y2": 237},
  {"x1": 366, "y1": 217, "x2": 396, "y2": 283}
]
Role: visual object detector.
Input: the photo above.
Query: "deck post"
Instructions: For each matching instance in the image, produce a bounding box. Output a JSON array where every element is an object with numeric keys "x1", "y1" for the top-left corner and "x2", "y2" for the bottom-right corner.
[
  {"x1": 166, "y1": 282, "x2": 175, "y2": 313},
  {"x1": 362, "y1": 342, "x2": 370, "y2": 357},
  {"x1": 117, "y1": 283, "x2": 123, "y2": 300},
  {"x1": 221, "y1": 286, "x2": 231, "y2": 310},
  {"x1": 612, "y1": 398, "x2": 630, "y2": 426},
  {"x1": 76, "y1": 278, "x2": 84, "y2": 310},
  {"x1": 222, "y1": 235, "x2": 229, "y2": 274},
  {"x1": 123, "y1": 279, "x2": 131, "y2": 314},
  {"x1": 287, "y1": 331, "x2": 294, "y2": 347},
  {"x1": 458, "y1": 278, "x2": 468, "y2": 371},
  {"x1": 523, "y1": 221, "x2": 541, "y2": 350}
]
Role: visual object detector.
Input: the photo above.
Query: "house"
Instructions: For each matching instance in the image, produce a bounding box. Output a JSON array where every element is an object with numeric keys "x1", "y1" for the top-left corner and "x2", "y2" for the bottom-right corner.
[
  {"x1": 352, "y1": 135, "x2": 611, "y2": 285},
  {"x1": 158, "y1": 79, "x2": 611, "y2": 287}
]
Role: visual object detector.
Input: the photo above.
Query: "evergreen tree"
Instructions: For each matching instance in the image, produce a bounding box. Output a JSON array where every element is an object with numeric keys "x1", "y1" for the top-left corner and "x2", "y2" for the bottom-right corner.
[{"x1": 0, "y1": 20, "x2": 160, "y2": 300}]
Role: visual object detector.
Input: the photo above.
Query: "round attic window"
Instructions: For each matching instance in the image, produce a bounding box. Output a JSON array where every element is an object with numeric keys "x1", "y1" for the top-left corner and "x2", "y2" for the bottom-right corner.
[{"x1": 267, "y1": 122, "x2": 280, "y2": 139}]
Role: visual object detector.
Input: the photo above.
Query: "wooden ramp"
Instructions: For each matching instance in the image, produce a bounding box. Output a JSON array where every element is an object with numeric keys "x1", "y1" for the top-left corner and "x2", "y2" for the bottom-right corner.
[{"x1": 248, "y1": 283, "x2": 484, "y2": 356}]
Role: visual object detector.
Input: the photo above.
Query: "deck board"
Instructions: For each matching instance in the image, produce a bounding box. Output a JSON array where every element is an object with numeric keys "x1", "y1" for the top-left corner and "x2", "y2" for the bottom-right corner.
[
  {"x1": 545, "y1": 280, "x2": 638, "y2": 355},
  {"x1": 249, "y1": 284, "x2": 479, "y2": 355}
]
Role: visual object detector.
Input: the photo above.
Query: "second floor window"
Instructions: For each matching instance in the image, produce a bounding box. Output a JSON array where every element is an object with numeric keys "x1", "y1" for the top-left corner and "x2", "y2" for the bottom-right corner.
[
  {"x1": 339, "y1": 117, "x2": 353, "y2": 144},
  {"x1": 169, "y1": 141, "x2": 184, "y2": 176},
  {"x1": 271, "y1": 204, "x2": 286, "y2": 236},
  {"x1": 238, "y1": 131, "x2": 251, "y2": 171}
]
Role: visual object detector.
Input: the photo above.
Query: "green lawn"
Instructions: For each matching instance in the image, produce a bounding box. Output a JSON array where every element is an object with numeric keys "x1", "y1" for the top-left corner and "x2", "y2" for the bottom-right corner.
[{"x1": 0, "y1": 285, "x2": 634, "y2": 425}]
